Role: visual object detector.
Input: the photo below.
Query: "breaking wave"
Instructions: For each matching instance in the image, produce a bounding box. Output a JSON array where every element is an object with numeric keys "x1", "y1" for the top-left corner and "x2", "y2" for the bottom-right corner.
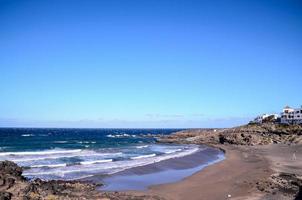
[
  {"x1": 0, "y1": 145, "x2": 200, "y2": 180},
  {"x1": 131, "y1": 154, "x2": 156, "y2": 160}
]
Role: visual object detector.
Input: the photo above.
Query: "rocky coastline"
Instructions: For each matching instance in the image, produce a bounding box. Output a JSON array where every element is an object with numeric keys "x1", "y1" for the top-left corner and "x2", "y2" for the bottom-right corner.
[
  {"x1": 0, "y1": 160, "x2": 166, "y2": 200},
  {"x1": 1, "y1": 122, "x2": 302, "y2": 200},
  {"x1": 158, "y1": 123, "x2": 302, "y2": 146}
]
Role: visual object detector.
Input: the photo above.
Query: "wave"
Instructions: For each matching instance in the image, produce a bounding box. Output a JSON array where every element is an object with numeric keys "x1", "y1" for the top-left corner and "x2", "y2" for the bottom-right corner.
[
  {"x1": 131, "y1": 153, "x2": 156, "y2": 160},
  {"x1": 136, "y1": 145, "x2": 148, "y2": 149},
  {"x1": 23, "y1": 146, "x2": 200, "y2": 179},
  {"x1": 31, "y1": 163, "x2": 67, "y2": 168},
  {"x1": 77, "y1": 141, "x2": 96, "y2": 144},
  {"x1": 165, "y1": 149, "x2": 182, "y2": 154},
  {"x1": 1, "y1": 151, "x2": 123, "y2": 162},
  {"x1": 106, "y1": 134, "x2": 136, "y2": 138},
  {"x1": 0, "y1": 149, "x2": 82, "y2": 156},
  {"x1": 80, "y1": 159, "x2": 113, "y2": 165},
  {"x1": 53, "y1": 141, "x2": 68, "y2": 144},
  {"x1": 21, "y1": 134, "x2": 34, "y2": 137}
]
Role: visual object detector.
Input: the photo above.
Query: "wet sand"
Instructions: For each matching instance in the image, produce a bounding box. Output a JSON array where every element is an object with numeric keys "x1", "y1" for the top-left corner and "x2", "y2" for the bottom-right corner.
[{"x1": 98, "y1": 146, "x2": 224, "y2": 191}]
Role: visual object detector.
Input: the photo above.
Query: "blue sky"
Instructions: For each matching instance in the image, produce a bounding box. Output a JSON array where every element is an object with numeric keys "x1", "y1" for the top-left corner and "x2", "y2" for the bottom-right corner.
[{"x1": 0, "y1": 0, "x2": 302, "y2": 128}]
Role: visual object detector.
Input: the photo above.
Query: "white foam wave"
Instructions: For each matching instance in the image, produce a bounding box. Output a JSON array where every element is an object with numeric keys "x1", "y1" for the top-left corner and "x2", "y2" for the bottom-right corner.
[
  {"x1": 106, "y1": 134, "x2": 136, "y2": 138},
  {"x1": 131, "y1": 154, "x2": 156, "y2": 160},
  {"x1": 136, "y1": 145, "x2": 148, "y2": 149},
  {"x1": 21, "y1": 134, "x2": 34, "y2": 137},
  {"x1": 0, "y1": 149, "x2": 82, "y2": 156},
  {"x1": 165, "y1": 149, "x2": 182, "y2": 154},
  {"x1": 23, "y1": 146, "x2": 200, "y2": 178},
  {"x1": 1, "y1": 151, "x2": 123, "y2": 162},
  {"x1": 31, "y1": 163, "x2": 67, "y2": 168},
  {"x1": 80, "y1": 159, "x2": 113, "y2": 165},
  {"x1": 77, "y1": 141, "x2": 96, "y2": 144}
]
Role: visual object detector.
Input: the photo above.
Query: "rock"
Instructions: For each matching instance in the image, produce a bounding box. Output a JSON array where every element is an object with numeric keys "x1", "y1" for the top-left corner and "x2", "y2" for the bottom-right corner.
[
  {"x1": 0, "y1": 161, "x2": 24, "y2": 195},
  {"x1": 158, "y1": 123, "x2": 302, "y2": 146},
  {"x1": 0, "y1": 161, "x2": 102, "y2": 200},
  {"x1": 0, "y1": 161, "x2": 23, "y2": 178},
  {"x1": 0, "y1": 192, "x2": 12, "y2": 200},
  {"x1": 100, "y1": 192, "x2": 165, "y2": 200},
  {"x1": 256, "y1": 173, "x2": 302, "y2": 198}
]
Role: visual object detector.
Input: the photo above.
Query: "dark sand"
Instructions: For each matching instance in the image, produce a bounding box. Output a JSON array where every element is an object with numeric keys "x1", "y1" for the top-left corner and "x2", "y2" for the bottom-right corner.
[
  {"x1": 98, "y1": 146, "x2": 224, "y2": 191},
  {"x1": 126, "y1": 144, "x2": 302, "y2": 200}
]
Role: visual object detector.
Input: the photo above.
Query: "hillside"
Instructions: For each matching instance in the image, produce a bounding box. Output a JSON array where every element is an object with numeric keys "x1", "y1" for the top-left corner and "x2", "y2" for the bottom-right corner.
[{"x1": 158, "y1": 123, "x2": 302, "y2": 146}]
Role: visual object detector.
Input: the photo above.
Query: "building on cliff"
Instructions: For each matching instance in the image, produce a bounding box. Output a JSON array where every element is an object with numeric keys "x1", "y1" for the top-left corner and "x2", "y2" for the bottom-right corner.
[
  {"x1": 281, "y1": 106, "x2": 302, "y2": 124},
  {"x1": 252, "y1": 114, "x2": 279, "y2": 124}
]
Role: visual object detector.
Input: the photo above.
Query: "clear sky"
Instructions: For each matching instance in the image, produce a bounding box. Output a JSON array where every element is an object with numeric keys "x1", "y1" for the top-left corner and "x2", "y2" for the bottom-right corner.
[{"x1": 0, "y1": 0, "x2": 302, "y2": 128}]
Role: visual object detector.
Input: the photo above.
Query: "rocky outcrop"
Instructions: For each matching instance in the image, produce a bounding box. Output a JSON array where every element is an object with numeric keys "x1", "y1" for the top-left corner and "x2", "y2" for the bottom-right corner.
[
  {"x1": 158, "y1": 123, "x2": 302, "y2": 146},
  {"x1": 100, "y1": 192, "x2": 165, "y2": 200},
  {"x1": 256, "y1": 173, "x2": 302, "y2": 199},
  {"x1": 0, "y1": 161, "x2": 23, "y2": 178},
  {"x1": 22, "y1": 179, "x2": 102, "y2": 200},
  {"x1": 0, "y1": 161, "x2": 102, "y2": 200},
  {"x1": 0, "y1": 161, "x2": 25, "y2": 199}
]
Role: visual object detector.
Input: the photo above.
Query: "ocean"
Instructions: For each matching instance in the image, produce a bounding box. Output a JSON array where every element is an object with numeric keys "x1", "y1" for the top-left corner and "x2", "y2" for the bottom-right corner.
[{"x1": 0, "y1": 128, "x2": 210, "y2": 181}]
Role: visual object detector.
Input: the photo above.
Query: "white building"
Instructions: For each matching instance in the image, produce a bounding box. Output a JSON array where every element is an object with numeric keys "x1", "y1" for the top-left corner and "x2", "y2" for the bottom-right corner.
[
  {"x1": 252, "y1": 113, "x2": 279, "y2": 123},
  {"x1": 281, "y1": 106, "x2": 302, "y2": 124}
]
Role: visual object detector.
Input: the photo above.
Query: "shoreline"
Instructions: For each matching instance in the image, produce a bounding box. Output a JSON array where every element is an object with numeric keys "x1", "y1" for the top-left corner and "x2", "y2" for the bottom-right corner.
[
  {"x1": 1, "y1": 123, "x2": 302, "y2": 200},
  {"x1": 95, "y1": 145, "x2": 224, "y2": 191},
  {"x1": 140, "y1": 144, "x2": 271, "y2": 200},
  {"x1": 127, "y1": 143, "x2": 301, "y2": 200}
]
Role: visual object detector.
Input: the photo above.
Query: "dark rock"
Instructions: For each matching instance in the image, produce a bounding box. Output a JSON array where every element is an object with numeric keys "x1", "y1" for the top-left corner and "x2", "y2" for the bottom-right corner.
[
  {"x1": 0, "y1": 192, "x2": 12, "y2": 200},
  {"x1": 5, "y1": 178, "x2": 15, "y2": 189},
  {"x1": 295, "y1": 186, "x2": 302, "y2": 200},
  {"x1": 0, "y1": 161, "x2": 23, "y2": 178},
  {"x1": 158, "y1": 123, "x2": 302, "y2": 146},
  {"x1": 256, "y1": 173, "x2": 302, "y2": 198}
]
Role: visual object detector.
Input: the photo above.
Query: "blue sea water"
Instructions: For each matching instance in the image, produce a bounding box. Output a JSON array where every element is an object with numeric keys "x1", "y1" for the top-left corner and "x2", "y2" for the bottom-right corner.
[{"x1": 0, "y1": 128, "x2": 209, "y2": 180}]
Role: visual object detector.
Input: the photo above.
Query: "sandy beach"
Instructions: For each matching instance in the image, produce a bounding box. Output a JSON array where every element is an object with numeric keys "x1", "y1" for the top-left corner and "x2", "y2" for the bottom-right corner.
[{"x1": 123, "y1": 144, "x2": 301, "y2": 200}]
